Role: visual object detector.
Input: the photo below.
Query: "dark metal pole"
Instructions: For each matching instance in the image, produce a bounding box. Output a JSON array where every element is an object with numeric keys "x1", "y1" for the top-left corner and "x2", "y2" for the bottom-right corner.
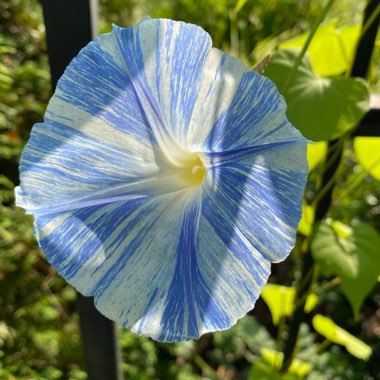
[
  {"x1": 40, "y1": 1, "x2": 122, "y2": 379},
  {"x1": 41, "y1": 0, "x2": 98, "y2": 89},
  {"x1": 352, "y1": 0, "x2": 380, "y2": 138},
  {"x1": 351, "y1": 0, "x2": 380, "y2": 79},
  {"x1": 354, "y1": 108, "x2": 380, "y2": 137},
  {"x1": 77, "y1": 294, "x2": 122, "y2": 380}
]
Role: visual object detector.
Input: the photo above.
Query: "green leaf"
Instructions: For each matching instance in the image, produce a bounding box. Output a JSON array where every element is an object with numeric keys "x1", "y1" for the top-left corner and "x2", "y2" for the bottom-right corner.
[
  {"x1": 279, "y1": 23, "x2": 361, "y2": 77},
  {"x1": 298, "y1": 202, "x2": 315, "y2": 237},
  {"x1": 0, "y1": 44, "x2": 16, "y2": 55},
  {"x1": 311, "y1": 220, "x2": 380, "y2": 317},
  {"x1": 354, "y1": 137, "x2": 380, "y2": 181},
  {"x1": 261, "y1": 284, "x2": 318, "y2": 325},
  {"x1": 312, "y1": 315, "x2": 372, "y2": 361},
  {"x1": 249, "y1": 359, "x2": 302, "y2": 380},
  {"x1": 264, "y1": 49, "x2": 370, "y2": 141},
  {"x1": 307, "y1": 141, "x2": 327, "y2": 171},
  {"x1": 260, "y1": 348, "x2": 312, "y2": 377},
  {"x1": 234, "y1": 0, "x2": 248, "y2": 13},
  {"x1": 0, "y1": 64, "x2": 13, "y2": 91},
  {"x1": 331, "y1": 220, "x2": 353, "y2": 239}
]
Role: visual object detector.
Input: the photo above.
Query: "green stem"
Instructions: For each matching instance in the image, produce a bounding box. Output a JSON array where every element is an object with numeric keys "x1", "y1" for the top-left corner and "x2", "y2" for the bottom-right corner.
[
  {"x1": 335, "y1": 156, "x2": 380, "y2": 203},
  {"x1": 193, "y1": 354, "x2": 218, "y2": 378},
  {"x1": 317, "y1": 339, "x2": 332, "y2": 354},
  {"x1": 281, "y1": 0, "x2": 335, "y2": 93},
  {"x1": 312, "y1": 140, "x2": 345, "y2": 207},
  {"x1": 229, "y1": 9, "x2": 239, "y2": 55},
  {"x1": 276, "y1": 316, "x2": 287, "y2": 347},
  {"x1": 294, "y1": 265, "x2": 319, "y2": 310},
  {"x1": 360, "y1": 3, "x2": 380, "y2": 40},
  {"x1": 315, "y1": 276, "x2": 341, "y2": 295}
]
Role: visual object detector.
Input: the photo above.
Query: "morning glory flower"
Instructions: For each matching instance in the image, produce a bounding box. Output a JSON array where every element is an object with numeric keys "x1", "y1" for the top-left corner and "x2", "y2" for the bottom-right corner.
[{"x1": 16, "y1": 17, "x2": 308, "y2": 342}]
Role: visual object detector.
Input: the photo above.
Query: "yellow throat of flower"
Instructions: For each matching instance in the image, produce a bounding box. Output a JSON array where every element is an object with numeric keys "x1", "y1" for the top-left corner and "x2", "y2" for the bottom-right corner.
[{"x1": 178, "y1": 154, "x2": 206, "y2": 187}]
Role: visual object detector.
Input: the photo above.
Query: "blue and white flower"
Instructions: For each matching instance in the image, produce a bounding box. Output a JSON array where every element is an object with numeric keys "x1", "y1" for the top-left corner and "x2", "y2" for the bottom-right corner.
[{"x1": 16, "y1": 17, "x2": 308, "y2": 342}]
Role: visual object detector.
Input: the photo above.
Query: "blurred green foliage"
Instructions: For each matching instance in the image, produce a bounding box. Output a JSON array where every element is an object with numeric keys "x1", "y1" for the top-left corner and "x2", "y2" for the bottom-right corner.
[{"x1": 1, "y1": 0, "x2": 380, "y2": 379}]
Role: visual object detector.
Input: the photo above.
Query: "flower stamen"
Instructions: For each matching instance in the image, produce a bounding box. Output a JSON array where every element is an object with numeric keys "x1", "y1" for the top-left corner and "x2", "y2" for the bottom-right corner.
[{"x1": 178, "y1": 154, "x2": 206, "y2": 187}]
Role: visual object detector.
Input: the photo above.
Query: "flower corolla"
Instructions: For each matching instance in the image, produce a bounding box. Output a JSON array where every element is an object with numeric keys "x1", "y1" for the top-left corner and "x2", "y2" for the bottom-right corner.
[{"x1": 16, "y1": 17, "x2": 308, "y2": 342}]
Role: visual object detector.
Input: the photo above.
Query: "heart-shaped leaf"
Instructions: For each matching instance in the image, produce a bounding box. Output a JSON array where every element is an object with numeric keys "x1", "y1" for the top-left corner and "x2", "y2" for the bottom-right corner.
[
  {"x1": 264, "y1": 49, "x2": 369, "y2": 141},
  {"x1": 354, "y1": 137, "x2": 380, "y2": 181},
  {"x1": 279, "y1": 23, "x2": 361, "y2": 77},
  {"x1": 311, "y1": 220, "x2": 380, "y2": 317},
  {"x1": 312, "y1": 314, "x2": 372, "y2": 360},
  {"x1": 261, "y1": 284, "x2": 318, "y2": 325},
  {"x1": 298, "y1": 202, "x2": 315, "y2": 237},
  {"x1": 260, "y1": 348, "x2": 312, "y2": 377},
  {"x1": 249, "y1": 359, "x2": 302, "y2": 380},
  {"x1": 307, "y1": 141, "x2": 327, "y2": 171}
]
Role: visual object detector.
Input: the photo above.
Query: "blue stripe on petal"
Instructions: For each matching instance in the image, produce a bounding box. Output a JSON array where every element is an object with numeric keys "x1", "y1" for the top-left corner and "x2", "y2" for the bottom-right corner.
[
  {"x1": 205, "y1": 71, "x2": 306, "y2": 152},
  {"x1": 35, "y1": 191, "x2": 201, "y2": 341},
  {"x1": 159, "y1": 188, "x2": 273, "y2": 342},
  {"x1": 158, "y1": 195, "x2": 272, "y2": 341},
  {"x1": 35, "y1": 198, "x2": 147, "y2": 284},
  {"x1": 93, "y1": 191, "x2": 203, "y2": 339},
  {"x1": 113, "y1": 20, "x2": 212, "y2": 148},
  {"x1": 16, "y1": 30, "x2": 163, "y2": 214},
  {"x1": 16, "y1": 114, "x2": 160, "y2": 213},
  {"x1": 203, "y1": 142, "x2": 308, "y2": 263},
  {"x1": 187, "y1": 49, "x2": 249, "y2": 150},
  {"x1": 55, "y1": 31, "x2": 152, "y2": 141},
  {"x1": 196, "y1": 216, "x2": 271, "y2": 333},
  {"x1": 159, "y1": 196, "x2": 202, "y2": 341}
]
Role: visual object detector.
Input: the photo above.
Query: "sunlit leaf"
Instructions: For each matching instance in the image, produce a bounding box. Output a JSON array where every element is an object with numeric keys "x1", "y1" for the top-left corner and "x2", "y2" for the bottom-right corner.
[
  {"x1": 260, "y1": 348, "x2": 312, "y2": 377},
  {"x1": 249, "y1": 359, "x2": 302, "y2": 380},
  {"x1": 354, "y1": 137, "x2": 380, "y2": 181},
  {"x1": 312, "y1": 314, "x2": 372, "y2": 361},
  {"x1": 264, "y1": 49, "x2": 369, "y2": 141},
  {"x1": 339, "y1": 24, "x2": 362, "y2": 66},
  {"x1": 0, "y1": 45, "x2": 17, "y2": 55},
  {"x1": 0, "y1": 64, "x2": 13, "y2": 91},
  {"x1": 311, "y1": 220, "x2": 380, "y2": 317},
  {"x1": 307, "y1": 141, "x2": 327, "y2": 171},
  {"x1": 261, "y1": 284, "x2": 318, "y2": 325},
  {"x1": 331, "y1": 220, "x2": 353, "y2": 239},
  {"x1": 298, "y1": 202, "x2": 314, "y2": 237},
  {"x1": 252, "y1": 36, "x2": 278, "y2": 62},
  {"x1": 279, "y1": 23, "x2": 361, "y2": 77},
  {"x1": 234, "y1": 0, "x2": 248, "y2": 13},
  {"x1": 252, "y1": 30, "x2": 294, "y2": 62}
]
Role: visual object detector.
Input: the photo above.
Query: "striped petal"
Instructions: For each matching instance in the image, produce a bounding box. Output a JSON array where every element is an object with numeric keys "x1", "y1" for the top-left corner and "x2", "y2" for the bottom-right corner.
[
  {"x1": 16, "y1": 29, "x2": 161, "y2": 213},
  {"x1": 192, "y1": 67, "x2": 305, "y2": 152},
  {"x1": 159, "y1": 200, "x2": 272, "y2": 341},
  {"x1": 34, "y1": 190, "x2": 202, "y2": 341},
  {"x1": 112, "y1": 19, "x2": 212, "y2": 154},
  {"x1": 158, "y1": 140, "x2": 308, "y2": 340},
  {"x1": 186, "y1": 49, "x2": 249, "y2": 150},
  {"x1": 33, "y1": 185, "x2": 271, "y2": 342},
  {"x1": 202, "y1": 140, "x2": 308, "y2": 263}
]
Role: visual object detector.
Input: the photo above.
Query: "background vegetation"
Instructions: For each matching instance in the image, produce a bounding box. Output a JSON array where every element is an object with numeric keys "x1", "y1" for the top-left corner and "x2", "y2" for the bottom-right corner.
[{"x1": 0, "y1": 0, "x2": 379, "y2": 379}]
